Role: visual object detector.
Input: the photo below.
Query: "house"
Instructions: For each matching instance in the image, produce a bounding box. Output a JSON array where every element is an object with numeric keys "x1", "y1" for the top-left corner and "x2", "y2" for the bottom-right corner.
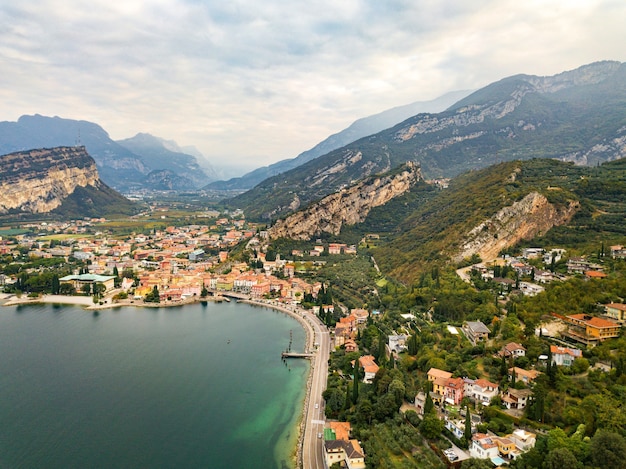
[
  {"x1": 444, "y1": 418, "x2": 467, "y2": 440},
  {"x1": 470, "y1": 434, "x2": 500, "y2": 460},
  {"x1": 604, "y1": 303, "x2": 626, "y2": 323},
  {"x1": 323, "y1": 440, "x2": 365, "y2": 469},
  {"x1": 388, "y1": 334, "x2": 408, "y2": 353},
  {"x1": 522, "y1": 248, "x2": 544, "y2": 259},
  {"x1": 508, "y1": 367, "x2": 541, "y2": 385},
  {"x1": 427, "y1": 368, "x2": 452, "y2": 401},
  {"x1": 414, "y1": 391, "x2": 426, "y2": 415},
  {"x1": 519, "y1": 281, "x2": 545, "y2": 296},
  {"x1": 328, "y1": 243, "x2": 347, "y2": 255},
  {"x1": 610, "y1": 245, "x2": 626, "y2": 259},
  {"x1": 251, "y1": 282, "x2": 271, "y2": 298},
  {"x1": 562, "y1": 314, "x2": 621, "y2": 346},
  {"x1": 334, "y1": 322, "x2": 352, "y2": 346},
  {"x1": 350, "y1": 308, "x2": 369, "y2": 325},
  {"x1": 501, "y1": 388, "x2": 533, "y2": 410},
  {"x1": 509, "y1": 429, "x2": 536, "y2": 452},
  {"x1": 344, "y1": 339, "x2": 358, "y2": 353},
  {"x1": 59, "y1": 273, "x2": 116, "y2": 293},
  {"x1": 533, "y1": 269, "x2": 556, "y2": 284},
  {"x1": 585, "y1": 270, "x2": 607, "y2": 280},
  {"x1": 470, "y1": 433, "x2": 522, "y2": 462},
  {"x1": 323, "y1": 421, "x2": 365, "y2": 469},
  {"x1": 567, "y1": 257, "x2": 592, "y2": 273},
  {"x1": 551, "y1": 345, "x2": 582, "y2": 366},
  {"x1": 466, "y1": 378, "x2": 499, "y2": 406},
  {"x1": 463, "y1": 321, "x2": 490, "y2": 345},
  {"x1": 188, "y1": 248, "x2": 205, "y2": 261},
  {"x1": 499, "y1": 342, "x2": 526, "y2": 358},
  {"x1": 328, "y1": 421, "x2": 351, "y2": 441},
  {"x1": 444, "y1": 377, "x2": 465, "y2": 405},
  {"x1": 358, "y1": 355, "x2": 379, "y2": 384}
]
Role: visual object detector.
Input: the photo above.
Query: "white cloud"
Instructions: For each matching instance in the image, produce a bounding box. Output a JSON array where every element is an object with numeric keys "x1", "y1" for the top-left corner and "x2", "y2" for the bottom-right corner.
[{"x1": 1, "y1": 0, "x2": 625, "y2": 174}]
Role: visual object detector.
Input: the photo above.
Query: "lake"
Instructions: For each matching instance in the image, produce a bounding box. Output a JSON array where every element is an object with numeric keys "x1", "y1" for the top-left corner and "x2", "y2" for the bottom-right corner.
[{"x1": 0, "y1": 301, "x2": 309, "y2": 468}]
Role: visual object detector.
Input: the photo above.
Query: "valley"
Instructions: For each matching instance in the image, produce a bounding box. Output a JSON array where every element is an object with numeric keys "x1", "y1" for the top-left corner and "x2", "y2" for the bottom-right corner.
[{"x1": 2, "y1": 60, "x2": 626, "y2": 469}]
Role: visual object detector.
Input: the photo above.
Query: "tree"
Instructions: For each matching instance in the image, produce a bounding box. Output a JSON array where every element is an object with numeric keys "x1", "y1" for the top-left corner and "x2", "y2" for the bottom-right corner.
[
  {"x1": 591, "y1": 430, "x2": 626, "y2": 468},
  {"x1": 407, "y1": 333, "x2": 418, "y2": 355},
  {"x1": 424, "y1": 392, "x2": 434, "y2": 415},
  {"x1": 144, "y1": 285, "x2": 160, "y2": 303},
  {"x1": 352, "y1": 360, "x2": 360, "y2": 404},
  {"x1": 388, "y1": 379, "x2": 405, "y2": 407},
  {"x1": 420, "y1": 412, "x2": 444, "y2": 439},
  {"x1": 51, "y1": 274, "x2": 60, "y2": 295},
  {"x1": 464, "y1": 405, "x2": 472, "y2": 442},
  {"x1": 543, "y1": 447, "x2": 578, "y2": 469},
  {"x1": 201, "y1": 285, "x2": 209, "y2": 298},
  {"x1": 377, "y1": 331, "x2": 387, "y2": 365}
]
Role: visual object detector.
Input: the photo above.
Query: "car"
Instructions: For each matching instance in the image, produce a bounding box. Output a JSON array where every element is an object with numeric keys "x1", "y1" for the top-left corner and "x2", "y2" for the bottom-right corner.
[
  {"x1": 318, "y1": 433, "x2": 322, "y2": 439},
  {"x1": 315, "y1": 403, "x2": 319, "y2": 409}
]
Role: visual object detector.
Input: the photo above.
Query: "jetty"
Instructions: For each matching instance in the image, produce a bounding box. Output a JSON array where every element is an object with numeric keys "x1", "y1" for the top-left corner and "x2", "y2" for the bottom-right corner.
[{"x1": 282, "y1": 351, "x2": 314, "y2": 358}]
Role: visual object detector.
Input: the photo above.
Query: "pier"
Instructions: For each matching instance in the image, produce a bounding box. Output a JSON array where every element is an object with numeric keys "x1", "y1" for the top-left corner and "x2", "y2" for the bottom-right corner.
[{"x1": 282, "y1": 351, "x2": 314, "y2": 358}]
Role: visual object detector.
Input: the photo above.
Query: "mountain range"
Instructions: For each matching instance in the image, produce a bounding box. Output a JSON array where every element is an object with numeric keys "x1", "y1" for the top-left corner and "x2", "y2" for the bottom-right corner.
[
  {"x1": 0, "y1": 115, "x2": 217, "y2": 192},
  {"x1": 229, "y1": 60, "x2": 626, "y2": 221},
  {"x1": 205, "y1": 90, "x2": 472, "y2": 191}
]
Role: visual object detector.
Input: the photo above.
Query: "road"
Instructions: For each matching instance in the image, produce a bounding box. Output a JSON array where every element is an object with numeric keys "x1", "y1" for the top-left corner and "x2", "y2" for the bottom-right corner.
[{"x1": 300, "y1": 309, "x2": 330, "y2": 469}]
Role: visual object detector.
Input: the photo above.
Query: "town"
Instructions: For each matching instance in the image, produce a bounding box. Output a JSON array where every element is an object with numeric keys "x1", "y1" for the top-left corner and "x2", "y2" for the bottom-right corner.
[{"x1": 1, "y1": 212, "x2": 625, "y2": 469}]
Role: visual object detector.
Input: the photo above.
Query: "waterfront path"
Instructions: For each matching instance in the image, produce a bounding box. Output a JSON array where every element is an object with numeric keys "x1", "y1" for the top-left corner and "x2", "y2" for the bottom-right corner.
[{"x1": 241, "y1": 299, "x2": 329, "y2": 469}]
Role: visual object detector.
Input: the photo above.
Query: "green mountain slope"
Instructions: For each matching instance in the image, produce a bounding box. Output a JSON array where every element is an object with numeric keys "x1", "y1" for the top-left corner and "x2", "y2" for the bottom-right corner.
[
  {"x1": 231, "y1": 61, "x2": 626, "y2": 221},
  {"x1": 369, "y1": 158, "x2": 626, "y2": 283}
]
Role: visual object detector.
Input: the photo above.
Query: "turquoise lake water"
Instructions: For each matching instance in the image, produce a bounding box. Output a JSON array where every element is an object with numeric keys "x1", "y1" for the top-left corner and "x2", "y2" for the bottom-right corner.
[{"x1": 0, "y1": 301, "x2": 309, "y2": 468}]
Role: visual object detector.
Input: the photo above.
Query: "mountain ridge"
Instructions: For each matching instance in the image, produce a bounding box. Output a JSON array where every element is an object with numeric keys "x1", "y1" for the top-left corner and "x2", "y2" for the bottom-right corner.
[
  {"x1": 0, "y1": 146, "x2": 135, "y2": 218},
  {"x1": 229, "y1": 61, "x2": 626, "y2": 221},
  {"x1": 0, "y1": 115, "x2": 217, "y2": 191},
  {"x1": 205, "y1": 90, "x2": 472, "y2": 191}
]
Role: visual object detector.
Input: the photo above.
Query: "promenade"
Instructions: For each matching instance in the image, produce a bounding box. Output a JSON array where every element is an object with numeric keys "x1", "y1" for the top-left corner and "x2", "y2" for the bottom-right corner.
[{"x1": 242, "y1": 299, "x2": 330, "y2": 469}]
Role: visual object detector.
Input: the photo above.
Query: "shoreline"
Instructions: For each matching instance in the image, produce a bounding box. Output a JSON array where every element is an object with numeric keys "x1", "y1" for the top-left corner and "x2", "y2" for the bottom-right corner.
[
  {"x1": 0, "y1": 293, "x2": 228, "y2": 310},
  {"x1": 1, "y1": 292, "x2": 320, "y2": 469},
  {"x1": 239, "y1": 299, "x2": 316, "y2": 469}
]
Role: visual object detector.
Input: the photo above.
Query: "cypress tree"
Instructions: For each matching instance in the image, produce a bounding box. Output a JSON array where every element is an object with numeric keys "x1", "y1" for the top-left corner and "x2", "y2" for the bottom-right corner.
[
  {"x1": 51, "y1": 274, "x2": 60, "y2": 295},
  {"x1": 352, "y1": 360, "x2": 359, "y2": 403},
  {"x1": 378, "y1": 331, "x2": 387, "y2": 364},
  {"x1": 344, "y1": 383, "x2": 352, "y2": 410},
  {"x1": 464, "y1": 405, "x2": 472, "y2": 441},
  {"x1": 424, "y1": 391, "x2": 434, "y2": 415}
]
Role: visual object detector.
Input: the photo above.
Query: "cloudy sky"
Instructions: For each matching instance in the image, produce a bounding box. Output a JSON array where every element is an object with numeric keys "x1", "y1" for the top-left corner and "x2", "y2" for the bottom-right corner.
[{"x1": 1, "y1": 0, "x2": 625, "y2": 175}]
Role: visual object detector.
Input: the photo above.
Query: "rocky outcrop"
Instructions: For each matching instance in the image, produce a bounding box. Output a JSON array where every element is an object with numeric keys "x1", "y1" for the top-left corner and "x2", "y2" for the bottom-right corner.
[
  {"x1": 268, "y1": 162, "x2": 422, "y2": 240},
  {"x1": 454, "y1": 192, "x2": 579, "y2": 262},
  {"x1": 0, "y1": 146, "x2": 101, "y2": 213}
]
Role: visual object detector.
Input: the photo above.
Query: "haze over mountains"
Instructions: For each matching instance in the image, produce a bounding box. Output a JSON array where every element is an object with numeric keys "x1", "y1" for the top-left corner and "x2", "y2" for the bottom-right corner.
[
  {"x1": 205, "y1": 90, "x2": 472, "y2": 191},
  {"x1": 0, "y1": 115, "x2": 218, "y2": 192},
  {"x1": 230, "y1": 61, "x2": 626, "y2": 221}
]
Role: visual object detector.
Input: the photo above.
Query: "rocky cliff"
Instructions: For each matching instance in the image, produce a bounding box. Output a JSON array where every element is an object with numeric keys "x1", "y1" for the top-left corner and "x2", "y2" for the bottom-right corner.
[
  {"x1": 268, "y1": 162, "x2": 422, "y2": 240},
  {"x1": 231, "y1": 61, "x2": 626, "y2": 220},
  {"x1": 0, "y1": 146, "x2": 113, "y2": 214},
  {"x1": 454, "y1": 191, "x2": 579, "y2": 262}
]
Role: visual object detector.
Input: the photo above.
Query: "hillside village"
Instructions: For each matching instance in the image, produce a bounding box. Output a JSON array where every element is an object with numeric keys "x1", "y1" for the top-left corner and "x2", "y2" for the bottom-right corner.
[{"x1": 2, "y1": 210, "x2": 626, "y2": 469}]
